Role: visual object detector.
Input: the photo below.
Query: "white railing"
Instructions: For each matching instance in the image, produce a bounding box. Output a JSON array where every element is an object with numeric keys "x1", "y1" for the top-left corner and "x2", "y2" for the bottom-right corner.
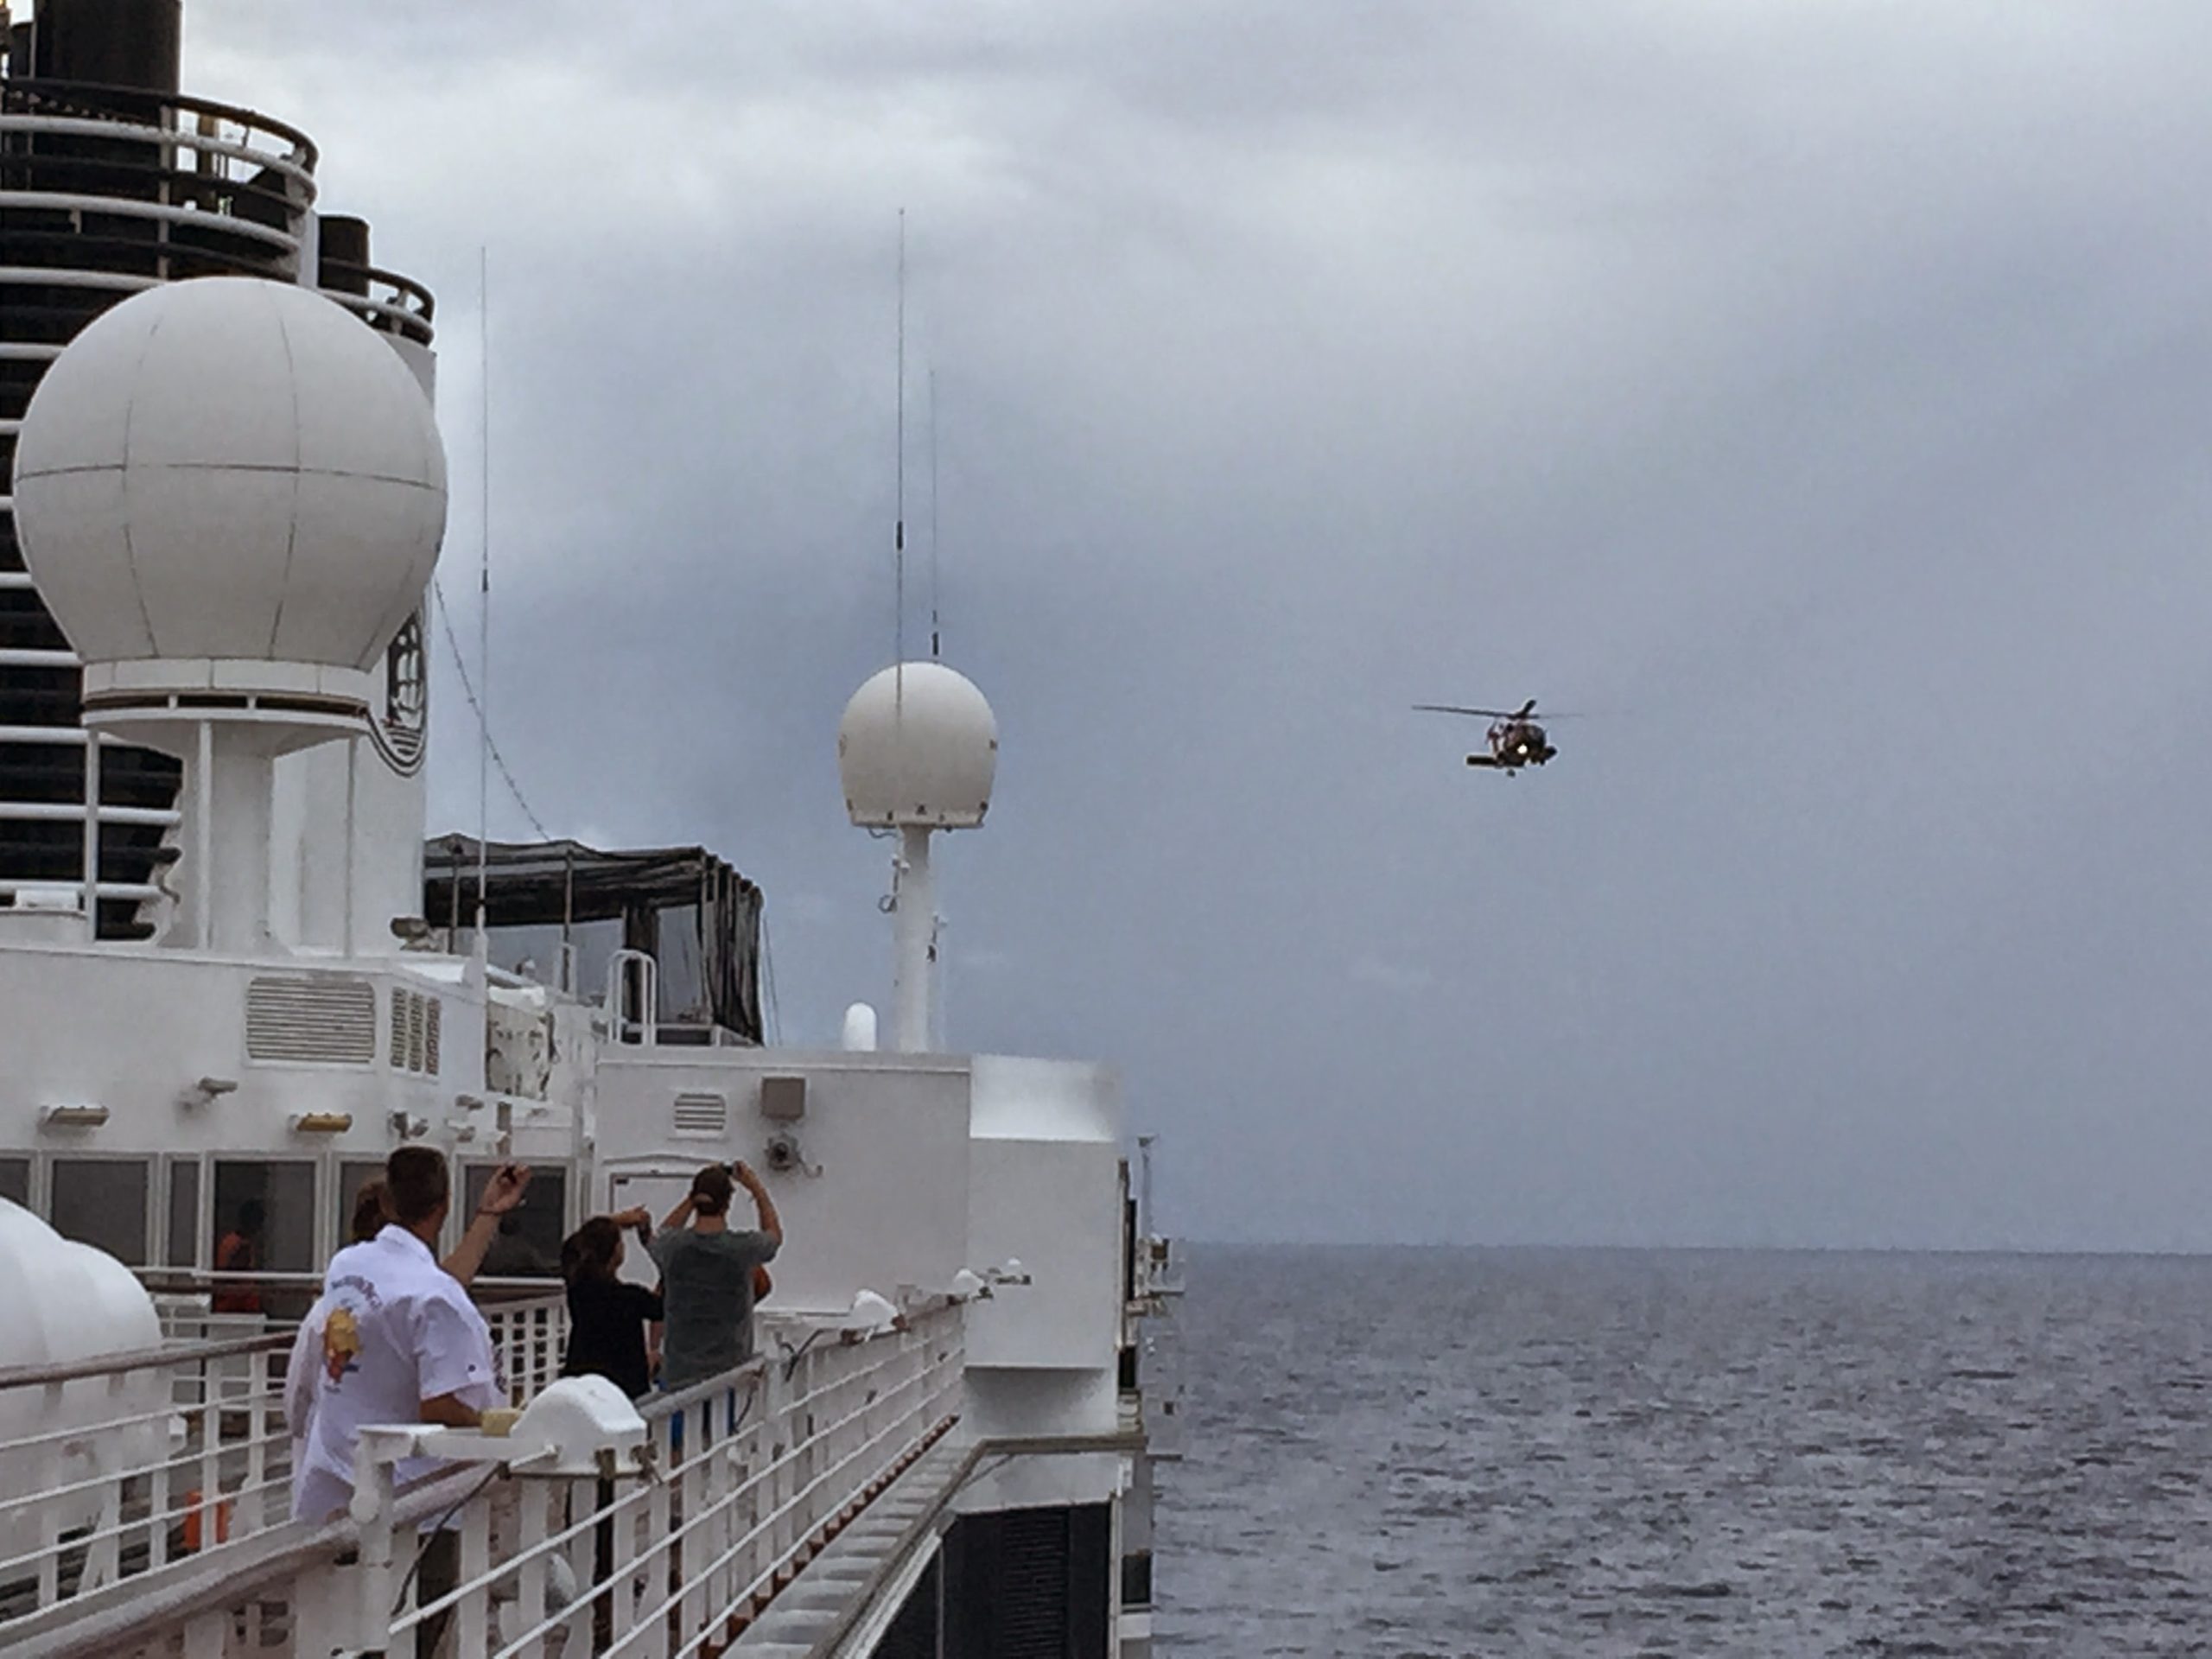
[
  {"x1": 482, "y1": 1293, "x2": 569, "y2": 1407},
  {"x1": 0, "y1": 1287, "x2": 569, "y2": 1637},
  {"x1": 7, "y1": 1300, "x2": 968, "y2": 1659},
  {"x1": 0, "y1": 1330, "x2": 296, "y2": 1629}
]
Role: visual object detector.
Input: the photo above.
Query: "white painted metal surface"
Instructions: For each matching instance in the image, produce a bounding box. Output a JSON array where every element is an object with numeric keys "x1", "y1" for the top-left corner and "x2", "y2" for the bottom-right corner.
[
  {"x1": 892, "y1": 825, "x2": 937, "y2": 1053},
  {"x1": 12, "y1": 276, "x2": 445, "y2": 678},
  {"x1": 0, "y1": 38, "x2": 1174, "y2": 1652},
  {"x1": 0, "y1": 1302, "x2": 966, "y2": 1658},
  {"x1": 836, "y1": 662, "x2": 998, "y2": 831},
  {"x1": 11, "y1": 277, "x2": 448, "y2": 957}
]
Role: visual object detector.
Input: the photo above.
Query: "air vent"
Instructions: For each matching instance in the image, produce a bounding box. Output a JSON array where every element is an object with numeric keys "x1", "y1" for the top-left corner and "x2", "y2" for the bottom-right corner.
[
  {"x1": 387, "y1": 988, "x2": 443, "y2": 1075},
  {"x1": 671, "y1": 1093, "x2": 728, "y2": 1138},
  {"x1": 245, "y1": 975, "x2": 377, "y2": 1065}
]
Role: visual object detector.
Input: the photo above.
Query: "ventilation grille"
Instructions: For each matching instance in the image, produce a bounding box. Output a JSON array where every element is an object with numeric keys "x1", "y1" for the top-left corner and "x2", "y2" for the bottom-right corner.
[
  {"x1": 671, "y1": 1093, "x2": 728, "y2": 1138},
  {"x1": 995, "y1": 1508, "x2": 1074, "y2": 1652},
  {"x1": 245, "y1": 975, "x2": 377, "y2": 1065},
  {"x1": 388, "y1": 988, "x2": 442, "y2": 1076}
]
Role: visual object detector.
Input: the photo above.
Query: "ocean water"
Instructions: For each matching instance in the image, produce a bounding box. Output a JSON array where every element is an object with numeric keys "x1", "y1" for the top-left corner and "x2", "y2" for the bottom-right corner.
[{"x1": 1152, "y1": 1246, "x2": 2212, "y2": 1656}]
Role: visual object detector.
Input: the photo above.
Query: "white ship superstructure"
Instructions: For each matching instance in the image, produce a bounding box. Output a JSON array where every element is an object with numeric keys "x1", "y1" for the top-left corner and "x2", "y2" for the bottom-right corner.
[{"x1": 0, "y1": 6, "x2": 1179, "y2": 1656}]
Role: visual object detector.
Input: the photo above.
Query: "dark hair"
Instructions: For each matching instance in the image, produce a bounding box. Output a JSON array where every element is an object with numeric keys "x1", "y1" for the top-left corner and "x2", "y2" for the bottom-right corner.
[
  {"x1": 561, "y1": 1216, "x2": 623, "y2": 1285},
  {"x1": 690, "y1": 1164, "x2": 734, "y2": 1217},
  {"x1": 238, "y1": 1199, "x2": 267, "y2": 1233},
  {"x1": 349, "y1": 1179, "x2": 390, "y2": 1244},
  {"x1": 386, "y1": 1147, "x2": 449, "y2": 1227}
]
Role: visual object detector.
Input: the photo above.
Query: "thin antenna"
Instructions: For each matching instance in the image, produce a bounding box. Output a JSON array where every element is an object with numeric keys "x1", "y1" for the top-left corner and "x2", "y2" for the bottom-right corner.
[
  {"x1": 474, "y1": 246, "x2": 491, "y2": 959},
  {"x1": 894, "y1": 210, "x2": 906, "y2": 682},
  {"x1": 928, "y1": 366, "x2": 941, "y2": 659}
]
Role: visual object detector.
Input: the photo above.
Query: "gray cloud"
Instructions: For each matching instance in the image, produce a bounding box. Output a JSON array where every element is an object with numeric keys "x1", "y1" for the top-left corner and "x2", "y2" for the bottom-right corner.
[{"x1": 183, "y1": 0, "x2": 2212, "y2": 1247}]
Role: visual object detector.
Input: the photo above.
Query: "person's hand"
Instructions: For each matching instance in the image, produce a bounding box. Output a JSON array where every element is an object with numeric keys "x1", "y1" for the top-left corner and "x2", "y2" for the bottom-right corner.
[
  {"x1": 730, "y1": 1160, "x2": 766, "y2": 1192},
  {"x1": 613, "y1": 1205, "x2": 652, "y2": 1229},
  {"x1": 477, "y1": 1163, "x2": 532, "y2": 1217}
]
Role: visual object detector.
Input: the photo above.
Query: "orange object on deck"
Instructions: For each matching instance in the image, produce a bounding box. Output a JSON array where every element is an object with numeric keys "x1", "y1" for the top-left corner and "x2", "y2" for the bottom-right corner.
[{"x1": 181, "y1": 1489, "x2": 232, "y2": 1553}]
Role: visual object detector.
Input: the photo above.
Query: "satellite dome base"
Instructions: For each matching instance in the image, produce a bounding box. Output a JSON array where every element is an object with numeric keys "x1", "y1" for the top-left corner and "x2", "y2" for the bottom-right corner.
[{"x1": 80, "y1": 659, "x2": 374, "y2": 757}]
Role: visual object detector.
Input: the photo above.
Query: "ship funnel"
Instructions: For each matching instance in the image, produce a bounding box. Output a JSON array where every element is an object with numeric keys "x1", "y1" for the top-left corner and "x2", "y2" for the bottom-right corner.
[{"x1": 24, "y1": 0, "x2": 183, "y2": 93}]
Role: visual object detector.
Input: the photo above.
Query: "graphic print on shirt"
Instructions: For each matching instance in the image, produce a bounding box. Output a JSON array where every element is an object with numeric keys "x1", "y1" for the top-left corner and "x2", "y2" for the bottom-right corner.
[
  {"x1": 322, "y1": 1306, "x2": 362, "y2": 1383},
  {"x1": 320, "y1": 1273, "x2": 385, "y2": 1388}
]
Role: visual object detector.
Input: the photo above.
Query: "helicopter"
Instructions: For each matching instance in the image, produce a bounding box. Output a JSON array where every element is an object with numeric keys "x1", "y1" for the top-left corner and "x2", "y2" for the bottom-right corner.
[{"x1": 1413, "y1": 697, "x2": 1566, "y2": 773}]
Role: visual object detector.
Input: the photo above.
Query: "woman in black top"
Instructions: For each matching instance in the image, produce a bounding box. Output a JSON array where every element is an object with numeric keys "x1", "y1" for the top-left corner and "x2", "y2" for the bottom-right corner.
[{"x1": 559, "y1": 1208, "x2": 664, "y2": 1400}]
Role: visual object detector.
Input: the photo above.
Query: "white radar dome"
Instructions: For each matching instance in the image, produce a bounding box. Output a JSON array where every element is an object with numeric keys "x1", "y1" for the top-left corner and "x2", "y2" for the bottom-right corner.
[
  {"x1": 838, "y1": 662, "x2": 998, "y2": 830},
  {"x1": 10, "y1": 276, "x2": 446, "y2": 686}
]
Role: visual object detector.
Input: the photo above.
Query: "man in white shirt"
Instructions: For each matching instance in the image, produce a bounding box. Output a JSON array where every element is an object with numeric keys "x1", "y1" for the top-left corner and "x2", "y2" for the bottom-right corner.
[
  {"x1": 285, "y1": 1168, "x2": 531, "y2": 1504},
  {"x1": 284, "y1": 1178, "x2": 393, "y2": 1473},
  {"x1": 294, "y1": 1147, "x2": 531, "y2": 1656}
]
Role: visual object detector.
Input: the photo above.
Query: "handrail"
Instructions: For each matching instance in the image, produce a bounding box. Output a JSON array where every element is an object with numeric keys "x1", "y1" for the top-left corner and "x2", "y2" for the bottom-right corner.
[
  {"x1": 135, "y1": 1268, "x2": 565, "y2": 1303},
  {"x1": 0, "y1": 79, "x2": 319, "y2": 168},
  {"x1": 0, "y1": 111, "x2": 315, "y2": 190},
  {"x1": 0, "y1": 1301, "x2": 970, "y2": 1656},
  {"x1": 0, "y1": 1330, "x2": 289, "y2": 1391},
  {"x1": 4, "y1": 1515, "x2": 358, "y2": 1659},
  {"x1": 0, "y1": 1459, "x2": 494, "y2": 1659}
]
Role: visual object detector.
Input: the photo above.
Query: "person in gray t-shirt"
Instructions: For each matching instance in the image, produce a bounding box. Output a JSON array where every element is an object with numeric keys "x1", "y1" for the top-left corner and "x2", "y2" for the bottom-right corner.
[{"x1": 651, "y1": 1161, "x2": 782, "y2": 1389}]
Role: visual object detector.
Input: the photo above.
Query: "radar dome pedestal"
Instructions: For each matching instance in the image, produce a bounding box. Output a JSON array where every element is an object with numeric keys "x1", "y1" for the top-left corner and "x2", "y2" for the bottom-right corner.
[
  {"x1": 10, "y1": 276, "x2": 448, "y2": 953},
  {"x1": 837, "y1": 663, "x2": 998, "y2": 1052}
]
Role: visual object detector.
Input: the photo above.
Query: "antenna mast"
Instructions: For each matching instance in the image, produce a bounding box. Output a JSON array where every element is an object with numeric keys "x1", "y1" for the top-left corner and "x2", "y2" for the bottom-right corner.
[
  {"x1": 894, "y1": 210, "x2": 906, "y2": 682},
  {"x1": 474, "y1": 246, "x2": 491, "y2": 963},
  {"x1": 929, "y1": 366, "x2": 941, "y2": 659}
]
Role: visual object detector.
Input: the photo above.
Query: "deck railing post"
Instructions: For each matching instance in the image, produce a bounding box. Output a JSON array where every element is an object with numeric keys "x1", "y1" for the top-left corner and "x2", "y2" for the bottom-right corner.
[{"x1": 348, "y1": 1447, "x2": 399, "y2": 1657}]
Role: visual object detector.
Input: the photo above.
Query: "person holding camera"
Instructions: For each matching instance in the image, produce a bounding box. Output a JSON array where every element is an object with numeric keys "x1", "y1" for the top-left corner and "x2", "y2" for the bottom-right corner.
[
  {"x1": 652, "y1": 1161, "x2": 782, "y2": 1390},
  {"x1": 559, "y1": 1206, "x2": 664, "y2": 1400}
]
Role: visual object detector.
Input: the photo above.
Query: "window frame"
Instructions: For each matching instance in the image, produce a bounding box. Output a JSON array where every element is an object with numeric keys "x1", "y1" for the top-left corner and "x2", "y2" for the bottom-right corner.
[
  {"x1": 209, "y1": 1156, "x2": 321, "y2": 1279},
  {"x1": 332, "y1": 1156, "x2": 390, "y2": 1258},
  {"x1": 459, "y1": 1158, "x2": 571, "y2": 1281},
  {"x1": 162, "y1": 1153, "x2": 206, "y2": 1269},
  {"x1": 46, "y1": 1152, "x2": 157, "y2": 1268}
]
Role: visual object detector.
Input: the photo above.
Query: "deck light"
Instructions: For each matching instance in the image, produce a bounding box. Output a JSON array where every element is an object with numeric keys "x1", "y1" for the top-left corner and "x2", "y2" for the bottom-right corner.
[
  {"x1": 39, "y1": 1103, "x2": 110, "y2": 1130},
  {"x1": 290, "y1": 1112, "x2": 353, "y2": 1134}
]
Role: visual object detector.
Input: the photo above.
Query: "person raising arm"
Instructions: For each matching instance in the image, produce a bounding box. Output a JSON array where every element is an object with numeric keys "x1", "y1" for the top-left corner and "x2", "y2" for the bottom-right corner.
[
  {"x1": 651, "y1": 1163, "x2": 784, "y2": 1389},
  {"x1": 439, "y1": 1162, "x2": 533, "y2": 1289},
  {"x1": 734, "y1": 1160, "x2": 782, "y2": 1247}
]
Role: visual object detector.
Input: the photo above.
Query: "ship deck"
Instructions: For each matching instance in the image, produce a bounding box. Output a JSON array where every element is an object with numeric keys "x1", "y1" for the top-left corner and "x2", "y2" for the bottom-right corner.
[{"x1": 0, "y1": 1289, "x2": 969, "y2": 1657}]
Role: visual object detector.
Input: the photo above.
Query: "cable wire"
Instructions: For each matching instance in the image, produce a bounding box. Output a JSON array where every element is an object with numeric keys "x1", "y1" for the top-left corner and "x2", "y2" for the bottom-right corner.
[
  {"x1": 430, "y1": 575, "x2": 552, "y2": 843},
  {"x1": 759, "y1": 914, "x2": 782, "y2": 1045},
  {"x1": 390, "y1": 1463, "x2": 505, "y2": 1617}
]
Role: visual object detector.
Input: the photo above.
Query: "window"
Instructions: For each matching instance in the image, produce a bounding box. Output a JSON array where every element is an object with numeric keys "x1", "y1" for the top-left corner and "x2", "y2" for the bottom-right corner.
[
  {"x1": 464, "y1": 1164, "x2": 567, "y2": 1279},
  {"x1": 51, "y1": 1159, "x2": 150, "y2": 1266},
  {"x1": 656, "y1": 902, "x2": 705, "y2": 1020},
  {"x1": 212, "y1": 1161, "x2": 316, "y2": 1278},
  {"x1": 482, "y1": 922, "x2": 569, "y2": 988},
  {"x1": 336, "y1": 1160, "x2": 388, "y2": 1247},
  {"x1": 166, "y1": 1159, "x2": 200, "y2": 1267},
  {"x1": 0, "y1": 1158, "x2": 28, "y2": 1209}
]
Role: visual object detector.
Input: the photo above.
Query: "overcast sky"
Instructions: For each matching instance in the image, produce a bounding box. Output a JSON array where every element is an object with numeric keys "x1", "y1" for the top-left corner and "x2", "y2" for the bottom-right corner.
[{"x1": 181, "y1": 1, "x2": 2212, "y2": 1249}]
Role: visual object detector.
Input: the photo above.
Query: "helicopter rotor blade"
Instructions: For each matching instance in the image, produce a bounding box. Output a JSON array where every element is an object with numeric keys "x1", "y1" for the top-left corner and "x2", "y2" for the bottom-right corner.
[{"x1": 1414, "y1": 702, "x2": 1589, "y2": 720}]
